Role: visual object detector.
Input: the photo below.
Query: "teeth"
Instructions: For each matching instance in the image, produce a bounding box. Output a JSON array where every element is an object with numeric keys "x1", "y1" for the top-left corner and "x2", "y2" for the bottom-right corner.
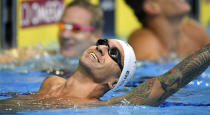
[{"x1": 90, "y1": 53, "x2": 98, "y2": 60}]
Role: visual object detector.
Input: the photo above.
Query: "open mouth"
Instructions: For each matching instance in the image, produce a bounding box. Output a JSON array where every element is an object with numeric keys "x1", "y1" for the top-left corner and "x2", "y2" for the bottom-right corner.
[
  {"x1": 90, "y1": 52, "x2": 98, "y2": 61},
  {"x1": 62, "y1": 42, "x2": 74, "y2": 49}
]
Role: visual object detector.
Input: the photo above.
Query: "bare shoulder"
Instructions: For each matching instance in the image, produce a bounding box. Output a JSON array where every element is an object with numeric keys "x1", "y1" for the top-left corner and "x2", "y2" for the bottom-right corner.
[
  {"x1": 41, "y1": 76, "x2": 66, "y2": 87},
  {"x1": 128, "y1": 28, "x2": 163, "y2": 60},
  {"x1": 182, "y1": 18, "x2": 205, "y2": 30},
  {"x1": 37, "y1": 76, "x2": 66, "y2": 94},
  {"x1": 46, "y1": 75, "x2": 66, "y2": 81},
  {"x1": 181, "y1": 18, "x2": 210, "y2": 43}
]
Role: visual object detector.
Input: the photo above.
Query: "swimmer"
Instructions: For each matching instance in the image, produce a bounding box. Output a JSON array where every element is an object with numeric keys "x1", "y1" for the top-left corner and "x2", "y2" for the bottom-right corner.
[
  {"x1": 125, "y1": 0, "x2": 210, "y2": 61},
  {"x1": 0, "y1": 39, "x2": 210, "y2": 111},
  {"x1": 58, "y1": 0, "x2": 104, "y2": 58},
  {"x1": 0, "y1": 0, "x2": 104, "y2": 64}
]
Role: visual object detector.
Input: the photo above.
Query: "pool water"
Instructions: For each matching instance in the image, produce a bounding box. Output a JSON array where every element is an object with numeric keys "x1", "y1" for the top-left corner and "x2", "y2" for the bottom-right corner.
[{"x1": 0, "y1": 59, "x2": 210, "y2": 115}]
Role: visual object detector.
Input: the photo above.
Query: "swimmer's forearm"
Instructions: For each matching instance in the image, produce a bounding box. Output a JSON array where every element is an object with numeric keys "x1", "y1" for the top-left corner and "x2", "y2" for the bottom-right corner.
[
  {"x1": 119, "y1": 43, "x2": 210, "y2": 106},
  {"x1": 157, "y1": 43, "x2": 210, "y2": 104},
  {"x1": 0, "y1": 95, "x2": 78, "y2": 111},
  {"x1": 158, "y1": 43, "x2": 210, "y2": 89},
  {"x1": 153, "y1": 43, "x2": 210, "y2": 104}
]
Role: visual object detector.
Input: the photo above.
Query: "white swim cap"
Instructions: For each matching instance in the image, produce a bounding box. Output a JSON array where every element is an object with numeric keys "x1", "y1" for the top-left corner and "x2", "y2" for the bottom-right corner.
[{"x1": 101, "y1": 39, "x2": 136, "y2": 99}]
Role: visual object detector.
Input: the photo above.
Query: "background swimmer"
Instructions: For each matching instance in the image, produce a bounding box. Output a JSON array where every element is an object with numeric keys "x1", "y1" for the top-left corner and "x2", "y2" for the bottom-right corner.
[
  {"x1": 0, "y1": 39, "x2": 210, "y2": 111},
  {"x1": 125, "y1": 0, "x2": 210, "y2": 61},
  {"x1": 58, "y1": 0, "x2": 103, "y2": 59},
  {"x1": 0, "y1": 0, "x2": 104, "y2": 64}
]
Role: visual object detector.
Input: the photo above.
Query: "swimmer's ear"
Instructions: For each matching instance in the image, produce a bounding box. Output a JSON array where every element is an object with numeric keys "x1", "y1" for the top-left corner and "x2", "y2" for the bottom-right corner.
[
  {"x1": 143, "y1": 1, "x2": 160, "y2": 15},
  {"x1": 107, "y1": 78, "x2": 118, "y2": 89}
]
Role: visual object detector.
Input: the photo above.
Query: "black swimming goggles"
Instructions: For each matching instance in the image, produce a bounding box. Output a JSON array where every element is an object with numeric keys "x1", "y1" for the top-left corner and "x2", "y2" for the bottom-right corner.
[{"x1": 96, "y1": 39, "x2": 123, "y2": 71}]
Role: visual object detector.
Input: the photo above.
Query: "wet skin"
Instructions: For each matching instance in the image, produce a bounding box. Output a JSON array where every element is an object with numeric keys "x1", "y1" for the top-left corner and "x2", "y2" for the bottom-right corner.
[
  {"x1": 32, "y1": 40, "x2": 123, "y2": 104},
  {"x1": 1, "y1": 43, "x2": 210, "y2": 112}
]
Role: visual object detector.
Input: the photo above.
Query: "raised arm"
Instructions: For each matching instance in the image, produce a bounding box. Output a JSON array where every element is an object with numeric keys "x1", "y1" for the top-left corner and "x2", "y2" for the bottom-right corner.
[
  {"x1": 121, "y1": 43, "x2": 210, "y2": 106},
  {"x1": 102, "y1": 43, "x2": 210, "y2": 107}
]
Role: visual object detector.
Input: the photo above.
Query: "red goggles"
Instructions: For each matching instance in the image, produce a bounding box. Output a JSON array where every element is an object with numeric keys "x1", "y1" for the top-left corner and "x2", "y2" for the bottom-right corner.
[{"x1": 58, "y1": 22, "x2": 95, "y2": 33}]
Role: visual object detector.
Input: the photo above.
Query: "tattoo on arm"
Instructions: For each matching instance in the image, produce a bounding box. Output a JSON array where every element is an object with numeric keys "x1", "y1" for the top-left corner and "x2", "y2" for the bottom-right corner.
[
  {"x1": 158, "y1": 44, "x2": 210, "y2": 89},
  {"x1": 156, "y1": 43, "x2": 210, "y2": 103},
  {"x1": 121, "y1": 79, "x2": 155, "y2": 105},
  {"x1": 110, "y1": 43, "x2": 210, "y2": 106}
]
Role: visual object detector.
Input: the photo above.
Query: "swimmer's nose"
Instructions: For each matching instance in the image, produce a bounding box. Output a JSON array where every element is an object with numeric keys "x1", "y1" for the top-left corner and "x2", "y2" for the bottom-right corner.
[{"x1": 96, "y1": 45, "x2": 109, "y2": 56}]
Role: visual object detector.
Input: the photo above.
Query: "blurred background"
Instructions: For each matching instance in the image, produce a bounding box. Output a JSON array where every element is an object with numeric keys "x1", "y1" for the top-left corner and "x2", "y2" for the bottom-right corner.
[{"x1": 0, "y1": 0, "x2": 210, "y2": 50}]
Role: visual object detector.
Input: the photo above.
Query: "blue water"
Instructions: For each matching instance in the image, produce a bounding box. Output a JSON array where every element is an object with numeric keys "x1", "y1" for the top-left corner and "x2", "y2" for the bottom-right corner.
[{"x1": 1, "y1": 60, "x2": 210, "y2": 115}]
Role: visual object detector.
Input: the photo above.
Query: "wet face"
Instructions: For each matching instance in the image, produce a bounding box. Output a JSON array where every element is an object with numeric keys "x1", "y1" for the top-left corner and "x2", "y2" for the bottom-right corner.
[
  {"x1": 58, "y1": 6, "x2": 97, "y2": 58},
  {"x1": 155, "y1": 0, "x2": 191, "y2": 17},
  {"x1": 79, "y1": 39, "x2": 124, "y2": 83}
]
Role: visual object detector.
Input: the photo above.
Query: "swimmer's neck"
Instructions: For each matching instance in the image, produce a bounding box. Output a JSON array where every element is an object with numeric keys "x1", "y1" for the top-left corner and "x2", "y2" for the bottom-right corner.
[
  {"x1": 63, "y1": 71, "x2": 105, "y2": 101},
  {"x1": 145, "y1": 16, "x2": 183, "y2": 51}
]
